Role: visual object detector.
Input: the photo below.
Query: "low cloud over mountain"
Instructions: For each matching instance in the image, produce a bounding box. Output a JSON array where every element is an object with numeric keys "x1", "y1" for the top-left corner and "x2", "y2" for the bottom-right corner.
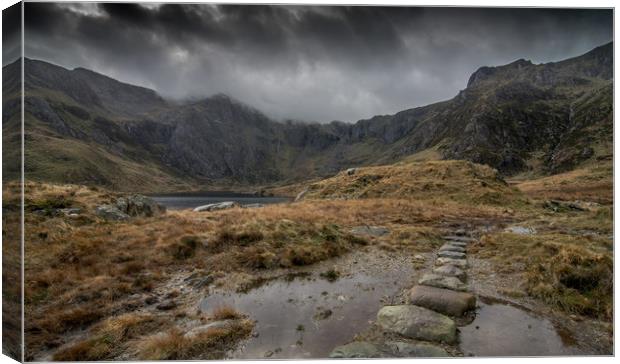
[{"x1": 21, "y1": 4, "x2": 612, "y2": 123}]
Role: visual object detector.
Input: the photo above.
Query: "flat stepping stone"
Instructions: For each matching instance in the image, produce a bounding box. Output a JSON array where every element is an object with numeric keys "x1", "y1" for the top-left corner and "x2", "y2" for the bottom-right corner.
[
  {"x1": 433, "y1": 264, "x2": 466, "y2": 280},
  {"x1": 437, "y1": 250, "x2": 466, "y2": 259},
  {"x1": 377, "y1": 305, "x2": 456, "y2": 343},
  {"x1": 329, "y1": 342, "x2": 386, "y2": 358},
  {"x1": 439, "y1": 244, "x2": 466, "y2": 253},
  {"x1": 436, "y1": 257, "x2": 468, "y2": 268},
  {"x1": 409, "y1": 285, "x2": 476, "y2": 316},
  {"x1": 385, "y1": 341, "x2": 450, "y2": 357},
  {"x1": 443, "y1": 235, "x2": 474, "y2": 242},
  {"x1": 419, "y1": 273, "x2": 467, "y2": 291},
  {"x1": 446, "y1": 241, "x2": 468, "y2": 247}
]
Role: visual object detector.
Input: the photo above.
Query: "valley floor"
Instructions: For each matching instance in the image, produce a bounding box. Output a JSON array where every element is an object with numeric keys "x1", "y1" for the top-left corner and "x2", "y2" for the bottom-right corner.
[{"x1": 3, "y1": 160, "x2": 613, "y2": 360}]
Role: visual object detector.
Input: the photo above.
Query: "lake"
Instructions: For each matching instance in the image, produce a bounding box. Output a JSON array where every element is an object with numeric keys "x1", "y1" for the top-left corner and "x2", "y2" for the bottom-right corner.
[{"x1": 149, "y1": 192, "x2": 291, "y2": 210}]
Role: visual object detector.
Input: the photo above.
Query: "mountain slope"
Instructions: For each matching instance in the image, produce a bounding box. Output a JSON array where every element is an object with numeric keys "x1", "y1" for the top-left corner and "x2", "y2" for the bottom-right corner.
[{"x1": 2, "y1": 43, "x2": 613, "y2": 191}]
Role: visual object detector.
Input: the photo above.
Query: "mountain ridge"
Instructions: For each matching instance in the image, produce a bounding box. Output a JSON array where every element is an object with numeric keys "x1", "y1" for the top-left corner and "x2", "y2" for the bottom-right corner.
[{"x1": 2, "y1": 42, "x2": 612, "y2": 191}]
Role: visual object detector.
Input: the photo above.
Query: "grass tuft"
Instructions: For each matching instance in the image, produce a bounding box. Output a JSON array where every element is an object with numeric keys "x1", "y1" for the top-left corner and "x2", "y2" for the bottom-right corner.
[{"x1": 137, "y1": 320, "x2": 253, "y2": 360}]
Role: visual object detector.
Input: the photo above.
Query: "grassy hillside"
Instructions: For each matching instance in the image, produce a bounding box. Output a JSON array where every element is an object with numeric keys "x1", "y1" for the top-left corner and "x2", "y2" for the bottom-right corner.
[
  {"x1": 512, "y1": 161, "x2": 612, "y2": 204},
  {"x1": 2, "y1": 44, "x2": 613, "y2": 192},
  {"x1": 301, "y1": 160, "x2": 527, "y2": 208}
]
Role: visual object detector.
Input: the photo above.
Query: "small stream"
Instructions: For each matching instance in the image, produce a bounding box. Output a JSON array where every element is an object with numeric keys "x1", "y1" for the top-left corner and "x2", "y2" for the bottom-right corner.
[{"x1": 200, "y1": 252, "x2": 418, "y2": 359}]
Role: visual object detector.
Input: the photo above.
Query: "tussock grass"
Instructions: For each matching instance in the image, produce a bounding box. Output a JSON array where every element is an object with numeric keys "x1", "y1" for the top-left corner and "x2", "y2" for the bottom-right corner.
[
  {"x1": 52, "y1": 314, "x2": 164, "y2": 361},
  {"x1": 211, "y1": 305, "x2": 242, "y2": 320},
  {"x1": 136, "y1": 320, "x2": 253, "y2": 360},
  {"x1": 473, "y1": 232, "x2": 612, "y2": 320}
]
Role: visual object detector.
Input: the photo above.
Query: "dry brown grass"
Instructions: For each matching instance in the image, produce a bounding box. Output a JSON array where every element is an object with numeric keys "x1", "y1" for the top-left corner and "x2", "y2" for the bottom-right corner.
[
  {"x1": 211, "y1": 305, "x2": 242, "y2": 320},
  {"x1": 514, "y1": 162, "x2": 612, "y2": 203},
  {"x1": 472, "y1": 231, "x2": 612, "y2": 320},
  {"x1": 15, "y1": 157, "x2": 613, "y2": 358},
  {"x1": 136, "y1": 319, "x2": 253, "y2": 360},
  {"x1": 52, "y1": 313, "x2": 165, "y2": 361},
  {"x1": 301, "y1": 160, "x2": 528, "y2": 208},
  {"x1": 17, "y1": 176, "x2": 509, "y2": 358},
  {"x1": 3, "y1": 186, "x2": 23, "y2": 360}
]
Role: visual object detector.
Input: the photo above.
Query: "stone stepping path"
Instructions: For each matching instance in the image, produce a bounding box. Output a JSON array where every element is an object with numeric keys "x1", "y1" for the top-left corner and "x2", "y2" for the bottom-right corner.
[
  {"x1": 433, "y1": 264, "x2": 466, "y2": 280},
  {"x1": 377, "y1": 305, "x2": 457, "y2": 343},
  {"x1": 446, "y1": 241, "x2": 468, "y2": 247},
  {"x1": 329, "y1": 231, "x2": 478, "y2": 358},
  {"x1": 436, "y1": 257, "x2": 468, "y2": 268},
  {"x1": 439, "y1": 244, "x2": 466, "y2": 253},
  {"x1": 438, "y1": 250, "x2": 466, "y2": 259},
  {"x1": 442, "y1": 235, "x2": 474, "y2": 242},
  {"x1": 419, "y1": 273, "x2": 467, "y2": 291},
  {"x1": 409, "y1": 285, "x2": 475, "y2": 316}
]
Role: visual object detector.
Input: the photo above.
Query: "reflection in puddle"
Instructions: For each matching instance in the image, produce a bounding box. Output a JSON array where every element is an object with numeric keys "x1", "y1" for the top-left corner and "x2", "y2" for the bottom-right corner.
[
  {"x1": 200, "y1": 256, "x2": 415, "y2": 359},
  {"x1": 460, "y1": 302, "x2": 578, "y2": 356}
]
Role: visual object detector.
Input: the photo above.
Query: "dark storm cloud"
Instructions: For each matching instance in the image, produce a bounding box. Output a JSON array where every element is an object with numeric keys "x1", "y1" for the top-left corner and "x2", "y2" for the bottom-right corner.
[
  {"x1": 3, "y1": 3, "x2": 22, "y2": 65},
  {"x1": 21, "y1": 3, "x2": 613, "y2": 122}
]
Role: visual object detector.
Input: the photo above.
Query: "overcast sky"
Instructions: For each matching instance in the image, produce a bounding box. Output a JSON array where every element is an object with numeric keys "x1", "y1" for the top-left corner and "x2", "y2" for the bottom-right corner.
[{"x1": 10, "y1": 4, "x2": 615, "y2": 122}]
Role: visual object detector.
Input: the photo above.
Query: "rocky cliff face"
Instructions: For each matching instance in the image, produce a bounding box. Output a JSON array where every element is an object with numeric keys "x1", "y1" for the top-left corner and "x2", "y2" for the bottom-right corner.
[{"x1": 3, "y1": 43, "x2": 613, "y2": 190}]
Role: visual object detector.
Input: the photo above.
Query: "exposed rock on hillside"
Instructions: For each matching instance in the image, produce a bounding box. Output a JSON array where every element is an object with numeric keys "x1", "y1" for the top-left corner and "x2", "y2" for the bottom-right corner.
[{"x1": 3, "y1": 43, "x2": 612, "y2": 190}]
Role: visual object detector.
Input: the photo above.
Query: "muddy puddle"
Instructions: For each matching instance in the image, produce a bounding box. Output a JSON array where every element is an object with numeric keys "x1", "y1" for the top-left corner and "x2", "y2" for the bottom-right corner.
[
  {"x1": 459, "y1": 300, "x2": 581, "y2": 356},
  {"x1": 200, "y1": 251, "x2": 419, "y2": 359}
]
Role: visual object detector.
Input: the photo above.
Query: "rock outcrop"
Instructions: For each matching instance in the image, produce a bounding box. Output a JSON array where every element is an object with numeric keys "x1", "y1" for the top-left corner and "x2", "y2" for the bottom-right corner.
[
  {"x1": 116, "y1": 194, "x2": 166, "y2": 217},
  {"x1": 193, "y1": 201, "x2": 240, "y2": 212},
  {"x1": 6, "y1": 43, "x2": 612, "y2": 189},
  {"x1": 95, "y1": 194, "x2": 164, "y2": 220},
  {"x1": 95, "y1": 205, "x2": 130, "y2": 221}
]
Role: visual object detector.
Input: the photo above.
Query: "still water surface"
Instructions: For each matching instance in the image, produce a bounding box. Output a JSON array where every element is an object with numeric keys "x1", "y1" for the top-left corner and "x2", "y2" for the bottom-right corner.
[
  {"x1": 459, "y1": 300, "x2": 580, "y2": 356},
  {"x1": 150, "y1": 192, "x2": 290, "y2": 210},
  {"x1": 200, "y1": 252, "x2": 416, "y2": 359}
]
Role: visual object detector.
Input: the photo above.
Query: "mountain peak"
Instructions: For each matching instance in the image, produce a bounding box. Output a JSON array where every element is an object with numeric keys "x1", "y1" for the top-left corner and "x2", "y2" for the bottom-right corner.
[{"x1": 466, "y1": 41, "x2": 612, "y2": 89}]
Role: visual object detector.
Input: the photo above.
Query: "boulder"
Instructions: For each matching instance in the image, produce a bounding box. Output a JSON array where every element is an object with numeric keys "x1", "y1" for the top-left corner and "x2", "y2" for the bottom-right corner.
[
  {"x1": 437, "y1": 250, "x2": 466, "y2": 259},
  {"x1": 385, "y1": 341, "x2": 450, "y2": 357},
  {"x1": 116, "y1": 194, "x2": 166, "y2": 217},
  {"x1": 433, "y1": 264, "x2": 466, "y2": 280},
  {"x1": 436, "y1": 257, "x2": 468, "y2": 268},
  {"x1": 193, "y1": 201, "x2": 240, "y2": 212},
  {"x1": 409, "y1": 285, "x2": 476, "y2": 316},
  {"x1": 329, "y1": 342, "x2": 385, "y2": 358},
  {"x1": 419, "y1": 273, "x2": 467, "y2": 291},
  {"x1": 377, "y1": 305, "x2": 456, "y2": 343},
  {"x1": 346, "y1": 168, "x2": 358, "y2": 176},
  {"x1": 439, "y1": 244, "x2": 466, "y2": 253},
  {"x1": 95, "y1": 204, "x2": 130, "y2": 221},
  {"x1": 350, "y1": 226, "x2": 390, "y2": 237}
]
